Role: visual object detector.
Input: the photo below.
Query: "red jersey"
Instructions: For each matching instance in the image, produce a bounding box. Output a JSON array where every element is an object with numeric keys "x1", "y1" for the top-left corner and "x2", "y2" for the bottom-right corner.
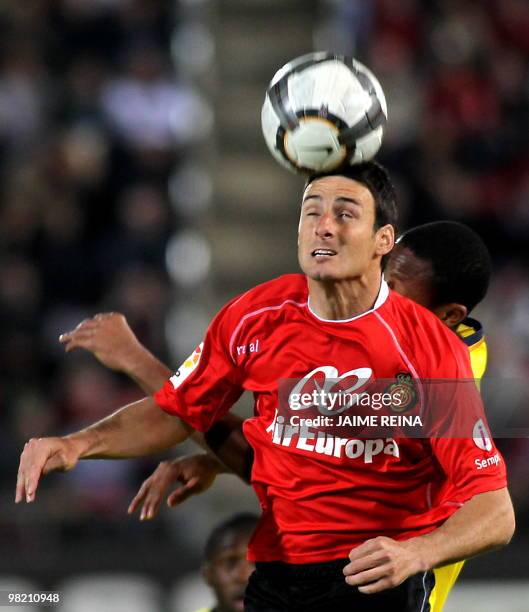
[{"x1": 155, "y1": 274, "x2": 506, "y2": 564}]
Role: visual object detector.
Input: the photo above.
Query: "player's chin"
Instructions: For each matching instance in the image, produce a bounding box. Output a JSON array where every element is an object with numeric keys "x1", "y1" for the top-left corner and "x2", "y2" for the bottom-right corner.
[{"x1": 304, "y1": 264, "x2": 343, "y2": 283}]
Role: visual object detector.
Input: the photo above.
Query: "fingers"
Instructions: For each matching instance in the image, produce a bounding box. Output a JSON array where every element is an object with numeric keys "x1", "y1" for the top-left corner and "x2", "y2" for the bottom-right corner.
[
  {"x1": 357, "y1": 578, "x2": 395, "y2": 594},
  {"x1": 139, "y1": 492, "x2": 163, "y2": 521},
  {"x1": 344, "y1": 537, "x2": 413, "y2": 594},
  {"x1": 15, "y1": 439, "x2": 47, "y2": 503},
  {"x1": 59, "y1": 332, "x2": 96, "y2": 353},
  {"x1": 15, "y1": 445, "x2": 28, "y2": 503},
  {"x1": 347, "y1": 538, "x2": 381, "y2": 562},
  {"x1": 127, "y1": 480, "x2": 149, "y2": 515},
  {"x1": 128, "y1": 470, "x2": 170, "y2": 521},
  {"x1": 95, "y1": 313, "x2": 113, "y2": 320},
  {"x1": 59, "y1": 314, "x2": 112, "y2": 345},
  {"x1": 167, "y1": 477, "x2": 201, "y2": 507},
  {"x1": 344, "y1": 548, "x2": 390, "y2": 576},
  {"x1": 127, "y1": 459, "x2": 204, "y2": 521},
  {"x1": 344, "y1": 560, "x2": 390, "y2": 587}
]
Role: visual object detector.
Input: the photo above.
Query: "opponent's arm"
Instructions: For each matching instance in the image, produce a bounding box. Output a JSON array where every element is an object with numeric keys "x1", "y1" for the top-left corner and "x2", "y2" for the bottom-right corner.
[
  {"x1": 343, "y1": 487, "x2": 514, "y2": 593},
  {"x1": 127, "y1": 412, "x2": 254, "y2": 520},
  {"x1": 16, "y1": 397, "x2": 192, "y2": 504},
  {"x1": 59, "y1": 313, "x2": 171, "y2": 394},
  {"x1": 127, "y1": 453, "x2": 228, "y2": 521}
]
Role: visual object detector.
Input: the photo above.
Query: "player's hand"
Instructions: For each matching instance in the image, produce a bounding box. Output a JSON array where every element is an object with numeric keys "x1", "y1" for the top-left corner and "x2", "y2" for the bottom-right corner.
[
  {"x1": 15, "y1": 437, "x2": 81, "y2": 504},
  {"x1": 59, "y1": 312, "x2": 143, "y2": 373},
  {"x1": 128, "y1": 454, "x2": 224, "y2": 521},
  {"x1": 343, "y1": 536, "x2": 426, "y2": 594}
]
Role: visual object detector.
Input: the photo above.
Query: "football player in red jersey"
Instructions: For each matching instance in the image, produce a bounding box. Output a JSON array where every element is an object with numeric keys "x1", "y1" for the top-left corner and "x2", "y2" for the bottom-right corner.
[
  {"x1": 16, "y1": 163, "x2": 514, "y2": 611},
  {"x1": 56, "y1": 220, "x2": 492, "y2": 517},
  {"x1": 56, "y1": 220, "x2": 493, "y2": 612}
]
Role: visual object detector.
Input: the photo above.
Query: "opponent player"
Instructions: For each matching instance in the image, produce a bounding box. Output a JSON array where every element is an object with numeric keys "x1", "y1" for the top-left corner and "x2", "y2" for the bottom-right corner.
[
  {"x1": 195, "y1": 514, "x2": 258, "y2": 612},
  {"x1": 16, "y1": 163, "x2": 514, "y2": 611},
  {"x1": 59, "y1": 220, "x2": 492, "y2": 611}
]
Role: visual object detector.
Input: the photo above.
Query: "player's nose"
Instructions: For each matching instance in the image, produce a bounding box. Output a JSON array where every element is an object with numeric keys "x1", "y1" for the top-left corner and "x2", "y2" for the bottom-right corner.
[{"x1": 315, "y1": 212, "x2": 335, "y2": 238}]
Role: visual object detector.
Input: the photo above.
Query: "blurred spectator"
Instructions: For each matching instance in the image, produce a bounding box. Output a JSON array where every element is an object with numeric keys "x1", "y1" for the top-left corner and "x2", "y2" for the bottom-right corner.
[{"x1": 0, "y1": 1, "x2": 189, "y2": 537}]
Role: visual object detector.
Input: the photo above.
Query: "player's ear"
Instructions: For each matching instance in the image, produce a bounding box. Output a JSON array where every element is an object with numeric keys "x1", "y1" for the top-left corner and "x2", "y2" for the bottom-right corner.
[
  {"x1": 375, "y1": 224, "x2": 394, "y2": 257},
  {"x1": 435, "y1": 303, "x2": 468, "y2": 329}
]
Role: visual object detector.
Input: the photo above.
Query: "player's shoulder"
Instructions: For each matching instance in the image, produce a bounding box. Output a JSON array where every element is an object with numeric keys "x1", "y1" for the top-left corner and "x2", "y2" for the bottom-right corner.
[
  {"x1": 386, "y1": 291, "x2": 470, "y2": 372},
  {"x1": 226, "y1": 273, "x2": 308, "y2": 315}
]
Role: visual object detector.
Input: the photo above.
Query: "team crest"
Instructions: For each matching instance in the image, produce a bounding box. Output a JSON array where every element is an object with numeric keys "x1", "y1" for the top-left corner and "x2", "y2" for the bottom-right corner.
[
  {"x1": 385, "y1": 373, "x2": 417, "y2": 413},
  {"x1": 170, "y1": 343, "x2": 204, "y2": 389}
]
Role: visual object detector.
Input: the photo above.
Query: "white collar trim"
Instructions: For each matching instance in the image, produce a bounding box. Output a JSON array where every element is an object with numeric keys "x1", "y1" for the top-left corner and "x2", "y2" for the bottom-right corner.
[{"x1": 307, "y1": 279, "x2": 389, "y2": 323}]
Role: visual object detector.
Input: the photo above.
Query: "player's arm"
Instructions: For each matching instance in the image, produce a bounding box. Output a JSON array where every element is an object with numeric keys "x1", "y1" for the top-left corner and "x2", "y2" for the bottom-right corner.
[
  {"x1": 127, "y1": 412, "x2": 254, "y2": 520},
  {"x1": 59, "y1": 313, "x2": 252, "y2": 479},
  {"x1": 343, "y1": 487, "x2": 514, "y2": 593},
  {"x1": 59, "y1": 313, "x2": 171, "y2": 394},
  {"x1": 15, "y1": 396, "x2": 193, "y2": 504}
]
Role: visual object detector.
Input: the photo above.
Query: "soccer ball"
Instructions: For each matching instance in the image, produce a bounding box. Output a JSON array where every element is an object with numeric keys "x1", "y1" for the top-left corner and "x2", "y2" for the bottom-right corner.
[{"x1": 261, "y1": 52, "x2": 387, "y2": 174}]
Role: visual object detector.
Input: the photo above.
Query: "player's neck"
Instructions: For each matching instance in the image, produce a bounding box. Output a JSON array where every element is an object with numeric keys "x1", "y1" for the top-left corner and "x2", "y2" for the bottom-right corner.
[{"x1": 308, "y1": 270, "x2": 383, "y2": 321}]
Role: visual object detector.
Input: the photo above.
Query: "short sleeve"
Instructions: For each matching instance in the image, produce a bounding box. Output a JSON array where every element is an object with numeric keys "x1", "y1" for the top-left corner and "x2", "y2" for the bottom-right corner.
[
  {"x1": 154, "y1": 302, "x2": 244, "y2": 432},
  {"x1": 426, "y1": 335, "x2": 507, "y2": 501}
]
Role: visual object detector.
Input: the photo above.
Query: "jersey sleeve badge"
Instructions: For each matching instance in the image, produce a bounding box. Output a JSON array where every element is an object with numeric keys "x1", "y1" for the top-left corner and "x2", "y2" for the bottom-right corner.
[{"x1": 170, "y1": 342, "x2": 204, "y2": 389}]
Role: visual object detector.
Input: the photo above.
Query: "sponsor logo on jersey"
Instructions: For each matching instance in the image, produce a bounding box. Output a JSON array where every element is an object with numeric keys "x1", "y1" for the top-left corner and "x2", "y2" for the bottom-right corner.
[
  {"x1": 265, "y1": 410, "x2": 399, "y2": 464},
  {"x1": 475, "y1": 453, "x2": 501, "y2": 470},
  {"x1": 170, "y1": 342, "x2": 204, "y2": 389},
  {"x1": 385, "y1": 372, "x2": 417, "y2": 413},
  {"x1": 288, "y1": 366, "x2": 373, "y2": 415},
  {"x1": 472, "y1": 418, "x2": 493, "y2": 451},
  {"x1": 236, "y1": 339, "x2": 260, "y2": 356}
]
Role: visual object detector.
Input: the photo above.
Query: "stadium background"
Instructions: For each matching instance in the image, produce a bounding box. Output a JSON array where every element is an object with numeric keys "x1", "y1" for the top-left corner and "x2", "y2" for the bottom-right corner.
[{"x1": 0, "y1": 0, "x2": 528, "y2": 610}]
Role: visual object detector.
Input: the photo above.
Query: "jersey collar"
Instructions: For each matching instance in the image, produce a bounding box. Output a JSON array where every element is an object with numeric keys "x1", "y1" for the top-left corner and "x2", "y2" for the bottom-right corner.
[
  {"x1": 307, "y1": 279, "x2": 390, "y2": 324},
  {"x1": 456, "y1": 317, "x2": 484, "y2": 347}
]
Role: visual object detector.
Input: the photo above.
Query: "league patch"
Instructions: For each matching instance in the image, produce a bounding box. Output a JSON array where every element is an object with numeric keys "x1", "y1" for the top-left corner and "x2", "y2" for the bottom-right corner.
[
  {"x1": 170, "y1": 342, "x2": 204, "y2": 389},
  {"x1": 385, "y1": 373, "x2": 417, "y2": 413},
  {"x1": 472, "y1": 418, "x2": 493, "y2": 451}
]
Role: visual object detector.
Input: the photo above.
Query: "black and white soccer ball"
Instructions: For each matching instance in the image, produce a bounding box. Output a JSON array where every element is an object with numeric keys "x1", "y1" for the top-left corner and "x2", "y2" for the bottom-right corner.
[{"x1": 261, "y1": 52, "x2": 387, "y2": 174}]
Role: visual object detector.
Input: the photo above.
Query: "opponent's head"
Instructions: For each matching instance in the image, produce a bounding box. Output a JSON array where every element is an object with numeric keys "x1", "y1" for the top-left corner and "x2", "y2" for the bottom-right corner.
[
  {"x1": 202, "y1": 513, "x2": 258, "y2": 612},
  {"x1": 298, "y1": 161, "x2": 397, "y2": 282},
  {"x1": 385, "y1": 221, "x2": 491, "y2": 328}
]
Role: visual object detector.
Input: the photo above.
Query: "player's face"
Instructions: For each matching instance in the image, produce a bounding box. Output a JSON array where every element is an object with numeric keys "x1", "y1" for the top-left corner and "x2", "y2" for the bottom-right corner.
[
  {"x1": 203, "y1": 531, "x2": 255, "y2": 612},
  {"x1": 298, "y1": 176, "x2": 393, "y2": 282},
  {"x1": 385, "y1": 244, "x2": 435, "y2": 308}
]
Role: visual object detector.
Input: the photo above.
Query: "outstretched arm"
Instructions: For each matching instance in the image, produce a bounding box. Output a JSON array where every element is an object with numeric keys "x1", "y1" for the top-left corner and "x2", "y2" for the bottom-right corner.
[
  {"x1": 343, "y1": 487, "x2": 515, "y2": 593},
  {"x1": 59, "y1": 313, "x2": 253, "y2": 480},
  {"x1": 16, "y1": 397, "x2": 192, "y2": 504}
]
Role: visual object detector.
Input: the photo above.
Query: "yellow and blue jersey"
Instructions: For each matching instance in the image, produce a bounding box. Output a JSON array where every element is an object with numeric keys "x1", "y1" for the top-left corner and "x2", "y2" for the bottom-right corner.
[{"x1": 429, "y1": 317, "x2": 487, "y2": 612}]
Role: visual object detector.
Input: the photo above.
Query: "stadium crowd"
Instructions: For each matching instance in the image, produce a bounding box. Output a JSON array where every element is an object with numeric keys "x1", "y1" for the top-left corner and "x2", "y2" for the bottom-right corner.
[
  {"x1": 0, "y1": 0, "x2": 213, "y2": 561},
  {"x1": 0, "y1": 0, "x2": 528, "y2": 592}
]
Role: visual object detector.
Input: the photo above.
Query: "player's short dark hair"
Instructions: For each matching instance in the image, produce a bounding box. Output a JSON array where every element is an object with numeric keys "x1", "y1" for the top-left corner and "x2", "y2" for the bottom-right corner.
[
  {"x1": 399, "y1": 221, "x2": 492, "y2": 313},
  {"x1": 306, "y1": 161, "x2": 398, "y2": 231},
  {"x1": 204, "y1": 513, "x2": 258, "y2": 561}
]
